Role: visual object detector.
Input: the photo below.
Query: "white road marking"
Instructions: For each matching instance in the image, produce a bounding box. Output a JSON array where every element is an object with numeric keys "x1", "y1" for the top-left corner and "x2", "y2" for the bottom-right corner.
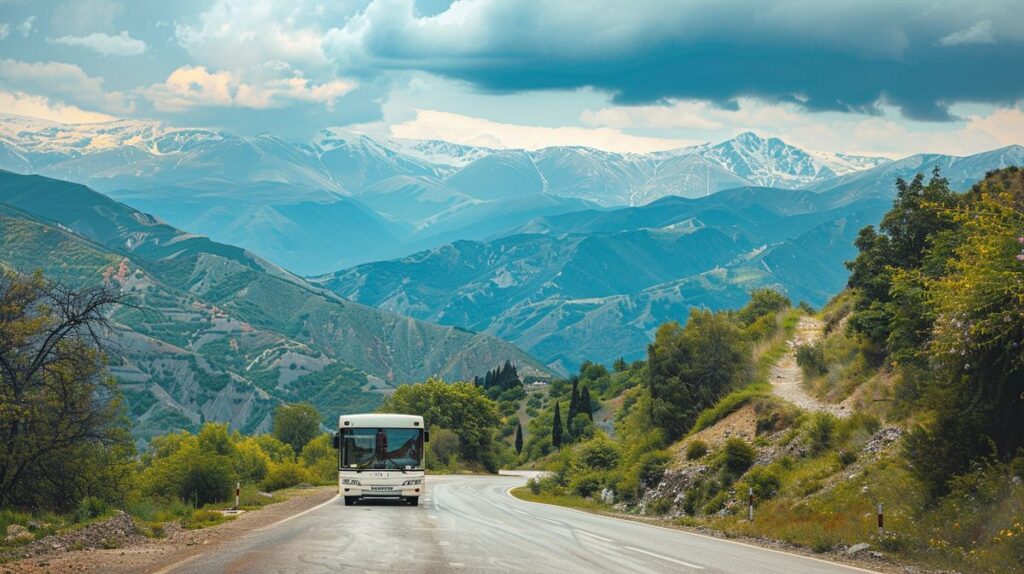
[
  {"x1": 624, "y1": 546, "x2": 705, "y2": 570},
  {"x1": 256, "y1": 494, "x2": 340, "y2": 532},
  {"x1": 508, "y1": 486, "x2": 880, "y2": 574},
  {"x1": 535, "y1": 516, "x2": 563, "y2": 525},
  {"x1": 576, "y1": 530, "x2": 614, "y2": 542}
]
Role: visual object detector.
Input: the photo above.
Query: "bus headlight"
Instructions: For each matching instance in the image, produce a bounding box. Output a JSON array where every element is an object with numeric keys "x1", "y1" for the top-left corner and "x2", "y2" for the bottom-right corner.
[
  {"x1": 402, "y1": 479, "x2": 422, "y2": 486},
  {"x1": 342, "y1": 479, "x2": 361, "y2": 485}
]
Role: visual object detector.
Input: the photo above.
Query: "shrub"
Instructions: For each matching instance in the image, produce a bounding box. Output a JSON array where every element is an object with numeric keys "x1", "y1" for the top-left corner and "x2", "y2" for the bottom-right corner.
[
  {"x1": 807, "y1": 413, "x2": 838, "y2": 454},
  {"x1": 180, "y1": 453, "x2": 237, "y2": 506},
  {"x1": 647, "y1": 496, "x2": 674, "y2": 515},
  {"x1": 570, "y1": 471, "x2": 605, "y2": 498},
  {"x1": 686, "y1": 440, "x2": 709, "y2": 460},
  {"x1": 75, "y1": 496, "x2": 110, "y2": 522},
  {"x1": 637, "y1": 451, "x2": 671, "y2": 488},
  {"x1": 578, "y1": 437, "x2": 619, "y2": 470},
  {"x1": 527, "y1": 478, "x2": 541, "y2": 495},
  {"x1": 721, "y1": 438, "x2": 756, "y2": 479},
  {"x1": 741, "y1": 467, "x2": 781, "y2": 500},
  {"x1": 702, "y1": 491, "x2": 731, "y2": 515},
  {"x1": 262, "y1": 461, "x2": 312, "y2": 491},
  {"x1": 796, "y1": 343, "x2": 827, "y2": 378},
  {"x1": 233, "y1": 439, "x2": 271, "y2": 483}
]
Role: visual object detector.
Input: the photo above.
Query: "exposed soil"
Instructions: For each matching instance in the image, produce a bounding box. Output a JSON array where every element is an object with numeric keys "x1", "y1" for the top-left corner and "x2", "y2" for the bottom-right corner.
[
  {"x1": 770, "y1": 316, "x2": 850, "y2": 418},
  {"x1": 0, "y1": 487, "x2": 336, "y2": 574}
]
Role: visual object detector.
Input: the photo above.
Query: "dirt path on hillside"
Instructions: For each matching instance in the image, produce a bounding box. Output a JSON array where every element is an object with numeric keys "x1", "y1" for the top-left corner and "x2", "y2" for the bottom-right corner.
[{"x1": 770, "y1": 317, "x2": 850, "y2": 418}]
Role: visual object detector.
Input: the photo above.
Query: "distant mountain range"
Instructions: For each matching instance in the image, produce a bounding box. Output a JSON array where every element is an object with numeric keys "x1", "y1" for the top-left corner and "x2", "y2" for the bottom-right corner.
[
  {"x1": 0, "y1": 114, "x2": 917, "y2": 275},
  {"x1": 0, "y1": 170, "x2": 549, "y2": 442},
  {"x1": 2, "y1": 113, "x2": 1022, "y2": 373},
  {"x1": 315, "y1": 140, "x2": 1024, "y2": 371}
]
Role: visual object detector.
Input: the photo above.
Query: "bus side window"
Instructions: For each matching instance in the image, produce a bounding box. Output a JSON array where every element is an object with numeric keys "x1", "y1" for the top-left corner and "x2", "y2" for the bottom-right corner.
[{"x1": 332, "y1": 432, "x2": 340, "y2": 449}]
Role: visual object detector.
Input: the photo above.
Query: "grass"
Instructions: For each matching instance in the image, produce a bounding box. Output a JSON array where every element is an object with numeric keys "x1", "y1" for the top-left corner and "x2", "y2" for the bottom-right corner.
[
  {"x1": 509, "y1": 487, "x2": 612, "y2": 514},
  {"x1": 182, "y1": 509, "x2": 235, "y2": 530}
]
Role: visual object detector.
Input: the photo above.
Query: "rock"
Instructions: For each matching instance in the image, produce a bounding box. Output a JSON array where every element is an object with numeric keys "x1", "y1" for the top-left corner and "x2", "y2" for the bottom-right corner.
[
  {"x1": 599, "y1": 488, "x2": 615, "y2": 504},
  {"x1": 5, "y1": 524, "x2": 34, "y2": 544},
  {"x1": 845, "y1": 542, "x2": 871, "y2": 555},
  {"x1": 1012, "y1": 475, "x2": 1022, "y2": 486}
]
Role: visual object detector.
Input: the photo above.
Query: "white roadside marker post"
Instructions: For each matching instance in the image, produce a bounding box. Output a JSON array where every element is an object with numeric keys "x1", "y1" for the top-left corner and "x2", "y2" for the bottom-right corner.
[
  {"x1": 236, "y1": 482, "x2": 241, "y2": 510},
  {"x1": 748, "y1": 487, "x2": 754, "y2": 522}
]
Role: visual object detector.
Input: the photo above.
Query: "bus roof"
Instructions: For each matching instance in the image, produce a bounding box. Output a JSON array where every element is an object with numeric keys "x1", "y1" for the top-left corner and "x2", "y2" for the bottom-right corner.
[{"x1": 338, "y1": 413, "x2": 424, "y2": 429}]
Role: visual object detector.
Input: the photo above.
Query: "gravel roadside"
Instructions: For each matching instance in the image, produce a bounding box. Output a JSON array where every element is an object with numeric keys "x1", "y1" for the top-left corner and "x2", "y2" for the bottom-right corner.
[{"x1": 1, "y1": 486, "x2": 337, "y2": 574}]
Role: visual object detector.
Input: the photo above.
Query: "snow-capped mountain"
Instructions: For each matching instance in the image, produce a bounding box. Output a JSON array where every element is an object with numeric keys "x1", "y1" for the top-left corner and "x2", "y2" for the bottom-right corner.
[{"x1": 3, "y1": 112, "x2": 1016, "y2": 276}]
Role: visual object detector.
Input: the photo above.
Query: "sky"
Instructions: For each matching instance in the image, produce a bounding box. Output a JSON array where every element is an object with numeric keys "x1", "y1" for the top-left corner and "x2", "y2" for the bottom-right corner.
[{"x1": 0, "y1": 0, "x2": 1023, "y2": 158}]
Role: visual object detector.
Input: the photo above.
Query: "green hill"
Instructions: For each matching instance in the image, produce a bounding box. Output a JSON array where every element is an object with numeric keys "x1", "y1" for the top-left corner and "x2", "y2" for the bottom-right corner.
[{"x1": 0, "y1": 171, "x2": 551, "y2": 441}]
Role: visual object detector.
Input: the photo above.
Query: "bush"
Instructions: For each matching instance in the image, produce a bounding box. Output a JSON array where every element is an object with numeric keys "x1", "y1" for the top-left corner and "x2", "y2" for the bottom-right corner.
[
  {"x1": 262, "y1": 462, "x2": 312, "y2": 491},
  {"x1": 233, "y1": 439, "x2": 271, "y2": 483},
  {"x1": 637, "y1": 451, "x2": 671, "y2": 488},
  {"x1": 527, "y1": 478, "x2": 541, "y2": 495},
  {"x1": 180, "y1": 453, "x2": 237, "y2": 506},
  {"x1": 75, "y1": 496, "x2": 110, "y2": 522},
  {"x1": 570, "y1": 471, "x2": 605, "y2": 498},
  {"x1": 796, "y1": 343, "x2": 827, "y2": 378},
  {"x1": 686, "y1": 440, "x2": 708, "y2": 460},
  {"x1": 807, "y1": 413, "x2": 837, "y2": 454},
  {"x1": 741, "y1": 467, "x2": 781, "y2": 500},
  {"x1": 721, "y1": 438, "x2": 756, "y2": 480},
  {"x1": 578, "y1": 437, "x2": 619, "y2": 470}
]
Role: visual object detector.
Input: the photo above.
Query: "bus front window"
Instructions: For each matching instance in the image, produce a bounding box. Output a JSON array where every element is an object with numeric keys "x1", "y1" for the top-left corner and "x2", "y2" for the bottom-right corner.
[{"x1": 341, "y1": 428, "x2": 424, "y2": 470}]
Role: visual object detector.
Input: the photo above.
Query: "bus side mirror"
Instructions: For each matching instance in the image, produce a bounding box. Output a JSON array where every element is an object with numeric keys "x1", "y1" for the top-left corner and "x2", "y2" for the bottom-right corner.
[
  {"x1": 332, "y1": 432, "x2": 340, "y2": 449},
  {"x1": 424, "y1": 430, "x2": 430, "y2": 443}
]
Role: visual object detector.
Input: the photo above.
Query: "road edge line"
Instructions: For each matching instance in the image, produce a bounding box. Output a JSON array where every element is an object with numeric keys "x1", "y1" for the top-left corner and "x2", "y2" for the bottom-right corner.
[
  {"x1": 505, "y1": 486, "x2": 880, "y2": 574},
  {"x1": 150, "y1": 493, "x2": 340, "y2": 574}
]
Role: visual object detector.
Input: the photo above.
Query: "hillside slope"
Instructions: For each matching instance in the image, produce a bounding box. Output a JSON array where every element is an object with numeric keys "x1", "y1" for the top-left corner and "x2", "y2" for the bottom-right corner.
[{"x1": 0, "y1": 170, "x2": 551, "y2": 439}]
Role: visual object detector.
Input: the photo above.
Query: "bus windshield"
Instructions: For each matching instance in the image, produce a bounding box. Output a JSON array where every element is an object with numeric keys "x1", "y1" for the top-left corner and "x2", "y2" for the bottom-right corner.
[{"x1": 340, "y1": 427, "x2": 424, "y2": 470}]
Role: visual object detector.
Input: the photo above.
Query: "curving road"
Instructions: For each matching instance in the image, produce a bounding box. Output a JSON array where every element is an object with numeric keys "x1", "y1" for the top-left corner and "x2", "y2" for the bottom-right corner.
[{"x1": 159, "y1": 473, "x2": 874, "y2": 574}]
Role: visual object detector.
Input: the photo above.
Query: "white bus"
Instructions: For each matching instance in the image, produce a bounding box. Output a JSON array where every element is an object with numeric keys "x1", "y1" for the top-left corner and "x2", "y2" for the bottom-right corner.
[{"x1": 331, "y1": 413, "x2": 428, "y2": 506}]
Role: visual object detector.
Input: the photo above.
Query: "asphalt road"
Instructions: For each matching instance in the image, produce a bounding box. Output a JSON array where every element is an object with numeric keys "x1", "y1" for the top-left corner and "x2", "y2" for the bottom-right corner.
[{"x1": 160, "y1": 473, "x2": 875, "y2": 574}]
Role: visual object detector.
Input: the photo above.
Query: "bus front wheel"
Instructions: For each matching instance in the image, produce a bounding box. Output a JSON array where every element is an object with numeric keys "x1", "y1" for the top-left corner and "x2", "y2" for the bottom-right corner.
[
  {"x1": 405, "y1": 496, "x2": 419, "y2": 506},
  {"x1": 344, "y1": 496, "x2": 358, "y2": 506}
]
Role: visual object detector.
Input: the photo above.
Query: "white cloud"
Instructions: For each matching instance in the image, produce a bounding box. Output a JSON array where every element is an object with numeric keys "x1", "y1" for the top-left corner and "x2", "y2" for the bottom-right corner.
[
  {"x1": 49, "y1": 31, "x2": 147, "y2": 56},
  {"x1": 143, "y1": 65, "x2": 354, "y2": 112},
  {"x1": 17, "y1": 15, "x2": 35, "y2": 37},
  {"x1": 50, "y1": 0, "x2": 124, "y2": 35},
  {"x1": 0, "y1": 23, "x2": 9, "y2": 41},
  {"x1": 175, "y1": 0, "x2": 346, "y2": 71},
  {"x1": 388, "y1": 109, "x2": 698, "y2": 153},
  {"x1": 0, "y1": 58, "x2": 133, "y2": 114},
  {"x1": 939, "y1": 20, "x2": 996, "y2": 46},
  {"x1": 0, "y1": 91, "x2": 116, "y2": 123},
  {"x1": 579, "y1": 98, "x2": 1024, "y2": 158}
]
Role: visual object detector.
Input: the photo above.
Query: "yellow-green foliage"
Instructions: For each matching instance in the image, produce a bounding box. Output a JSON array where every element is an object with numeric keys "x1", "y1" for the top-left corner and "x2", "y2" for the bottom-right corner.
[{"x1": 262, "y1": 461, "x2": 313, "y2": 492}]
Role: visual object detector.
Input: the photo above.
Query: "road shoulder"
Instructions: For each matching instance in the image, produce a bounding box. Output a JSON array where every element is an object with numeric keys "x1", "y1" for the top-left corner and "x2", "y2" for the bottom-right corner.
[
  {"x1": 508, "y1": 486, "x2": 941, "y2": 574},
  {"x1": 2, "y1": 487, "x2": 337, "y2": 574}
]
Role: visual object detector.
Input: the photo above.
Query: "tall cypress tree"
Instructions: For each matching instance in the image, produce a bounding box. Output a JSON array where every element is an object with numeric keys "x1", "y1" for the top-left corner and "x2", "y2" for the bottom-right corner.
[
  {"x1": 580, "y1": 386, "x2": 593, "y2": 420},
  {"x1": 568, "y1": 376, "x2": 580, "y2": 422},
  {"x1": 514, "y1": 423, "x2": 524, "y2": 455},
  {"x1": 552, "y1": 402, "x2": 563, "y2": 448}
]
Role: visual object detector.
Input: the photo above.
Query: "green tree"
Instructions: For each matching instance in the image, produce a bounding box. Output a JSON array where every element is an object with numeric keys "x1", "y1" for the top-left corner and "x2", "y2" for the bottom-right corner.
[
  {"x1": 379, "y1": 378, "x2": 501, "y2": 468},
  {"x1": 514, "y1": 423, "x2": 524, "y2": 455},
  {"x1": 845, "y1": 169, "x2": 958, "y2": 351},
  {"x1": 579, "y1": 386, "x2": 593, "y2": 420},
  {"x1": 272, "y1": 403, "x2": 321, "y2": 455},
  {"x1": 0, "y1": 270, "x2": 134, "y2": 510},
  {"x1": 737, "y1": 288, "x2": 790, "y2": 326},
  {"x1": 552, "y1": 402, "x2": 564, "y2": 448},
  {"x1": 613, "y1": 357, "x2": 627, "y2": 372},
  {"x1": 646, "y1": 309, "x2": 751, "y2": 440}
]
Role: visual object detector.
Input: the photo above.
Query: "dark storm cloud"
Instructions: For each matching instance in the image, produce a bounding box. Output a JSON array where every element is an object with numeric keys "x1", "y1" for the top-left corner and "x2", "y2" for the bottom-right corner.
[{"x1": 324, "y1": 0, "x2": 1024, "y2": 121}]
